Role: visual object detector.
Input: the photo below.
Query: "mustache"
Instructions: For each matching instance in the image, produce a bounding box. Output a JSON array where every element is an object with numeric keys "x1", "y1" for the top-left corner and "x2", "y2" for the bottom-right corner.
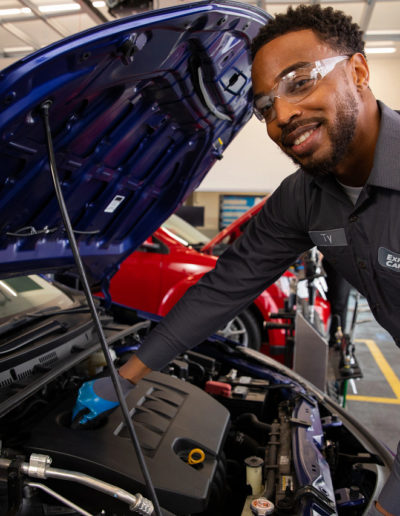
[{"x1": 280, "y1": 117, "x2": 324, "y2": 147}]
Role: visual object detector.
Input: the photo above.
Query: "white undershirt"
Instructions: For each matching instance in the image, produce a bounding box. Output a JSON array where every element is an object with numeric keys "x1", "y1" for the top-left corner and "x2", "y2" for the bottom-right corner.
[{"x1": 337, "y1": 180, "x2": 363, "y2": 205}]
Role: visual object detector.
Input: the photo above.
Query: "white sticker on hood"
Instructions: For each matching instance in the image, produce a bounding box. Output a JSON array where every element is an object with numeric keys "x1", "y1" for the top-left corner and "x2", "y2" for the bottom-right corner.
[{"x1": 104, "y1": 195, "x2": 125, "y2": 213}]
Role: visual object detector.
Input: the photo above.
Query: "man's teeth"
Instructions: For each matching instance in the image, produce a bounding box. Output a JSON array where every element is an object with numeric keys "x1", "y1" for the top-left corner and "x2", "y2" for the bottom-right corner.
[{"x1": 294, "y1": 128, "x2": 316, "y2": 146}]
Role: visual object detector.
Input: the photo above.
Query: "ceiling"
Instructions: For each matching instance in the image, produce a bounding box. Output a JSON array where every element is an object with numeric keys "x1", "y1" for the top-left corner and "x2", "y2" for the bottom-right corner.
[{"x1": 0, "y1": 0, "x2": 399, "y2": 67}]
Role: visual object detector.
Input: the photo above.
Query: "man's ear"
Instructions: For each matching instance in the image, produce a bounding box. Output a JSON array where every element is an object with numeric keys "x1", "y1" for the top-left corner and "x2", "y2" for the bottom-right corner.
[{"x1": 350, "y1": 52, "x2": 370, "y2": 91}]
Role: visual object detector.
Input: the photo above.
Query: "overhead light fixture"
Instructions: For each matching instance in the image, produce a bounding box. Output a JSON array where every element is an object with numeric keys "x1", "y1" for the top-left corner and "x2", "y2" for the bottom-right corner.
[
  {"x1": 0, "y1": 7, "x2": 31, "y2": 16},
  {"x1": 38, "y1": 3, "x2": 81, "y2": 13},
  {"x1": 4, "y1": 46, "x2": 34, "y2": 55},
  {"x1": 92, "y1": 1, "x2": 106, "y2": 6},
  {"x1": 365, "y1": 47, "x2": 397, "y2": 54},
  {"x1": 367, "y1": 30, "x2": 400, "y2": 36}
]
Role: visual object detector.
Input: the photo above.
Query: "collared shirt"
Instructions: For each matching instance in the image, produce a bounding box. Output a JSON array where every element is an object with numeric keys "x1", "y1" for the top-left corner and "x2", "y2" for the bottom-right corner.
[{"x1": 137, "y1": 101, "x2": 400, "y2": 370}]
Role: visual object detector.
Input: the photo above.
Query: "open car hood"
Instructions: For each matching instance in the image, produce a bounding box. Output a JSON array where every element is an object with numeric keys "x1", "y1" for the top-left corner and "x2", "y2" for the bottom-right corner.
[{"x1": 0, "y1": 0, "x2": 269, "y2": 286}]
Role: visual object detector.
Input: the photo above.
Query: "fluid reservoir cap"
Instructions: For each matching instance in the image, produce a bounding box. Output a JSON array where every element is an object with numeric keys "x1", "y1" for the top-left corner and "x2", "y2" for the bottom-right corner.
[
  {"x1": 250, "y1": 497, "x2": 275, "y2": 515},
  {"x1": 244, "y1": 456, "x2": 264, "y2": 468}
]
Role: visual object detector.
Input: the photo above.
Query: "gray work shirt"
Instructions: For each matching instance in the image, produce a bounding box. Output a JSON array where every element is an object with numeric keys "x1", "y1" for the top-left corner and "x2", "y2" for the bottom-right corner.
[{"x1": 137, "y1": 101, "x2": 400, "y2": 370}]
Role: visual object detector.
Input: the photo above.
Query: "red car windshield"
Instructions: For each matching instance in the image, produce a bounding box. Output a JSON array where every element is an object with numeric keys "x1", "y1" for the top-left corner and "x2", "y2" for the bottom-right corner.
[{"x1": 162, "y1": 214, "x2": 210, "y2": 247}]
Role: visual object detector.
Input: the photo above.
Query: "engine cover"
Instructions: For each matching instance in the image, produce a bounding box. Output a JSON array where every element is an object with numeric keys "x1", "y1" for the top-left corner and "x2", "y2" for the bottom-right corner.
[{"x1": 24, "y1": 372, "x2": 230, "y2": 513}]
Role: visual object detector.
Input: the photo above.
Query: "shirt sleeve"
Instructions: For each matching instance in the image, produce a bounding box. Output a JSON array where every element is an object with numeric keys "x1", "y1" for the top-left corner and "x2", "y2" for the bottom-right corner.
[{"x1": 136, "y1": 171, "x2": 314, "y2": 370}]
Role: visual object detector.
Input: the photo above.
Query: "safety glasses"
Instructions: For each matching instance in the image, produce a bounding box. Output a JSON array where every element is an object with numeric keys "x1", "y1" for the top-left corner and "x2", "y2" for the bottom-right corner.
[{"x1": 253, "y1": 55, "x2": 350, "y2": 123}]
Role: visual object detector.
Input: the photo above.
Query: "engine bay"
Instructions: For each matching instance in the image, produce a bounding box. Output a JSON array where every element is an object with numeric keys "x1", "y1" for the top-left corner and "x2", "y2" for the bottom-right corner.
[{"x1": 0, "y1": 302, "x2": 391, "y2": 516}]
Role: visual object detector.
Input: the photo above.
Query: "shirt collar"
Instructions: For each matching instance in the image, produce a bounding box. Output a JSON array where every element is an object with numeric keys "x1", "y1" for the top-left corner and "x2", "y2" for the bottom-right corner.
[
  {"x1": 367, "y1": 101, "x2": 400, "y2": 191},
  {"x1": 310, "y1": 101, "x2": 400, "y2": 193}
]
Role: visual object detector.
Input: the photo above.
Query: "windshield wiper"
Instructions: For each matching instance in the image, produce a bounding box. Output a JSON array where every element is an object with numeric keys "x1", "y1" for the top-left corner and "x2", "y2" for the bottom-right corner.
[
  {"x1": 0, "y1": 319, "x2": 67, "y2": 356},
  {"x1": 0, "y1": 306, "x2": 91, "y2": 338}
]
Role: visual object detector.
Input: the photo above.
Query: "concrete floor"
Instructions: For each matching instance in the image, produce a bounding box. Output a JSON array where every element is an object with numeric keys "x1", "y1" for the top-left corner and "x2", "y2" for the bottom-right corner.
[{"x1": 344, "y1": 293, "x2": 400, "y2": 453}]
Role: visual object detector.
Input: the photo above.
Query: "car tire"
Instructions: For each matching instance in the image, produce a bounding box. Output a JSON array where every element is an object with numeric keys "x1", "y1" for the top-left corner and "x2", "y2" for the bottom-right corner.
[{"x1": 217, "y1": 309, "x2": 262, "y2": 350}]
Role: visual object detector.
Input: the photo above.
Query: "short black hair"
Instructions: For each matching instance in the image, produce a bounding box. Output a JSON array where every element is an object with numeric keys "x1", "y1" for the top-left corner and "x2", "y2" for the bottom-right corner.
[{"x1": 251, "y1": 4, "x2": 365, "y2": 60}]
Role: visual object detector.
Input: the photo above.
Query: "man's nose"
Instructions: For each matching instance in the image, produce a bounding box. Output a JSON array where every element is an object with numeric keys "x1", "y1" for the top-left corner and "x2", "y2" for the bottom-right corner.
[{"x1": 274, "y1": 97, "x2": 302, "y2": 126}]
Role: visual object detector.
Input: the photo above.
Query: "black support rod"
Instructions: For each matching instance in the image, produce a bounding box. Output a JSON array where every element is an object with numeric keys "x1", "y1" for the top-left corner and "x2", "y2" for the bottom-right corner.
[{"x1": 40, "y1": 99, "x2": 162, "y2": 516}]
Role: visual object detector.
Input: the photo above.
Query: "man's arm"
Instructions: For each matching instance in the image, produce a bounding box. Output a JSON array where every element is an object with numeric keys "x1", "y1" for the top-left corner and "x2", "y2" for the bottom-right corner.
[
  {"x1": 73, "y1": 172, "x2": 312, "y2": 424},
  {"x1": 135, "y1": 174, "x2": 312, "y2": 371}
]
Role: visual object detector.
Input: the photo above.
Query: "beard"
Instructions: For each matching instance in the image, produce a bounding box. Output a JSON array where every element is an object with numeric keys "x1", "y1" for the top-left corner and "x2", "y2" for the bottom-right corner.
[{"x1": 284, "y1": 91, "x2": 359, "y2": 177}]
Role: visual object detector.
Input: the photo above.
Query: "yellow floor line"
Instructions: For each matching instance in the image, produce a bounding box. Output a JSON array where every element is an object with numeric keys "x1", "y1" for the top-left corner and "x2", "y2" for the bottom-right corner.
[
  {"x1": 355, "y1": 338, "x2": 400, "y2": 399},
  {"x1": 347, "y1": 394, "x2": 400, "y2": 404},
  {"x1": 346, "y1": 339, "x2": 400, "y2": 404}
]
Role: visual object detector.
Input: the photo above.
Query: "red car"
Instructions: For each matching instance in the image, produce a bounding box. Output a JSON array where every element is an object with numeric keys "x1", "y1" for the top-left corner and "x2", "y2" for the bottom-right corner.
[
  {"x1": 109, "y1": 200, "x2": 330, "y2": 362},
  {"x1": 108, "y1": 212, "x2": 292, "y2": 360}
]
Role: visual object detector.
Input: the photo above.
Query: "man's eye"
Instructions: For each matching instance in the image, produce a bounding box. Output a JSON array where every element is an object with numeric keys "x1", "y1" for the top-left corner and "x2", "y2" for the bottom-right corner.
[
  {"x1": 255, "y1": 97, "x2": 273, "y2": 113},
  {"x1": 260, "y1": 104, "x2": 273, "y2": 115},
  {"x1": 286, "y1": 76, "x2": 314, "y2": 95},
  {"x1": 254, "y1": 97, "x2": 273, "y2": 120}
]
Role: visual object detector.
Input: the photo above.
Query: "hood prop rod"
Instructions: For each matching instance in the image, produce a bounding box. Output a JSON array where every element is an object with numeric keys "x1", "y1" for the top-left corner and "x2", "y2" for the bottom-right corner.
[{"x1": 40, "y1": 99, "x2": 162, "y2": 516}]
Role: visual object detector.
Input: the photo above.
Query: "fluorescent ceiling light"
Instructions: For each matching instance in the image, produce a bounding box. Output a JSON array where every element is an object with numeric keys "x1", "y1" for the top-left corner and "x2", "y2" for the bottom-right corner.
[
  {"x1": 0, "y1": 7, "x2": 31, "y2": 15},
  {"x1": 367, "y1": 30, "x2": 400, "y2": 36},
  {"x1": 4, "y1": 46, "x2": 34, "y2": 54},
  {"x1": 92, "y1": 1, "x2": 106, "y2": 6},
  {"x1": 365, "y1": 47, "x2": 396, "y2": 54},
  {"x1": 39, "y1": 3, "x2": 81, "y2": 13}
]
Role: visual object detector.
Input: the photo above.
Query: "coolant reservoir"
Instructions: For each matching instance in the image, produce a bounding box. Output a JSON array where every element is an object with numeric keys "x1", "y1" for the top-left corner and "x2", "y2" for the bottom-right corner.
[{"x1": 244, "y1": 456, "x2": 264, "y2": 496}]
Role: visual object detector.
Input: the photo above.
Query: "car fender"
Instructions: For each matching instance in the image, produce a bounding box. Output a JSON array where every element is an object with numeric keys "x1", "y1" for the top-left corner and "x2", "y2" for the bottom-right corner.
[
  {"x1": 159, "y1": 273, "x2": 286, "y2": 350},
  {"x1": 158, "y1": 272, "x2": 207, "y2": 316}
]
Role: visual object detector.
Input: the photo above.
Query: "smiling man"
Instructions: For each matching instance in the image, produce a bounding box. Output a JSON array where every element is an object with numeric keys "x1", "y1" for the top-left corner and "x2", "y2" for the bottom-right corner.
[
  {"x1": 74, "y1": 5, "x2": 399, "y2": 514},
  {"x1": 251, "y1": 8, "x2": 380, "y2": 188}
]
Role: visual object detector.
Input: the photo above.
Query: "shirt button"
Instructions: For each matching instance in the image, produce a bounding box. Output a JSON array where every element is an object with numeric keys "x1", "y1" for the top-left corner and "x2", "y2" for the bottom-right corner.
[
  {"x1": 358, "y1": 260, "x2": 366, "y2": 269},
  {"x1": 349, "y1": 215, "x2": 358, "y2": 222}
]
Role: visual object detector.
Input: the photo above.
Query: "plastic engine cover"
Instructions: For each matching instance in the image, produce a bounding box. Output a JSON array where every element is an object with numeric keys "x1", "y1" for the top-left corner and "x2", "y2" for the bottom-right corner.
[{"x1": 23, "y1": 371, "x2": 230, "y2": 513}]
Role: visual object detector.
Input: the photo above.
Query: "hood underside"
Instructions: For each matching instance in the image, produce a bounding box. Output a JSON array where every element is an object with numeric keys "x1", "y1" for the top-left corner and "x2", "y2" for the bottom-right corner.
[{"x1": 0, "y1": 0, "x2": 270, "y2": 286}]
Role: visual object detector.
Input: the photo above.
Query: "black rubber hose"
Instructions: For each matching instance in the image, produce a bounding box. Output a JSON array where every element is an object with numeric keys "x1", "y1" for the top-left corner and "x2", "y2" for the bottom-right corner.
[{"x1": 235, "y1": 413, "x2": 271, "y2": 444}]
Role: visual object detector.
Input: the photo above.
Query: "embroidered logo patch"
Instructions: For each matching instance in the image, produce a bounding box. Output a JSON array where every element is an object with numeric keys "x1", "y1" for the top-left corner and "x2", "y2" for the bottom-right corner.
[
  {"x1": 378, "y1": 247, "x2": 400, "y2": 272},
  {"x1": 308, "y1": 228, "x2": 347, "y2": 247}
]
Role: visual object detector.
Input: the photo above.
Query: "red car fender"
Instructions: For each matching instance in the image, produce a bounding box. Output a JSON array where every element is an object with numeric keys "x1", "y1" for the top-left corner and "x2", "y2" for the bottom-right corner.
[{"x1": 158, "y1": 272, "x2": 207, "y2": 316}]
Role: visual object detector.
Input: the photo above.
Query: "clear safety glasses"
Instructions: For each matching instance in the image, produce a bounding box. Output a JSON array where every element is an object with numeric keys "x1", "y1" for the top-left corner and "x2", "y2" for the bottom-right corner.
[{"x1": 253, "y1": 55, "x2": 350, "y2": 123}]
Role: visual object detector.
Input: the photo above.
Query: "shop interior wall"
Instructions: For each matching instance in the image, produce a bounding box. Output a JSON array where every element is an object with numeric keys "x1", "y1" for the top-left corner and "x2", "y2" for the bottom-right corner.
[{"x1": 192, "y1": 57, "x2": 400, "y2": 235}]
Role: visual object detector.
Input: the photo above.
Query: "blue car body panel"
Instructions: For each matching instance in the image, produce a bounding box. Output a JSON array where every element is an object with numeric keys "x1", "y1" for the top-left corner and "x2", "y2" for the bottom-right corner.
[{"x1": 0, "y1": 0, "x2": 269, "y2": 285}]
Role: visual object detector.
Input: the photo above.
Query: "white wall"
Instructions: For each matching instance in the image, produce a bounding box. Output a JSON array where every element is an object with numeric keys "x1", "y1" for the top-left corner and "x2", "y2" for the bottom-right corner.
[{"x1": 197, "y1": 56, "x2": 400, "y2": 194}]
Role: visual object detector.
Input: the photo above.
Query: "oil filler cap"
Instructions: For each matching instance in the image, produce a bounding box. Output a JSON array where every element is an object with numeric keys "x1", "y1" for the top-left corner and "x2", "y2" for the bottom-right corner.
[{"x1": 250, "y1": 497, "x2": 275, "y2": 515}]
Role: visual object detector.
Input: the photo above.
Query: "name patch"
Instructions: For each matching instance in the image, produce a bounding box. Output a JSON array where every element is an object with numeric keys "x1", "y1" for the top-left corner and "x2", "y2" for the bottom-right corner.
[
  {"x1": 378, "y1": 247, "x2": 400, "y2": 272},
  {"x1": 308, "y1": 228, "x2": 347, "y2": 247}
]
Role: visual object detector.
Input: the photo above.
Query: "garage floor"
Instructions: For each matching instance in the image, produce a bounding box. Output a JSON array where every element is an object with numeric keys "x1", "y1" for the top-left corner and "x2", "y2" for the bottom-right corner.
[{"x1": 344, "y1": 293, "x2": 400, "y2": 453}]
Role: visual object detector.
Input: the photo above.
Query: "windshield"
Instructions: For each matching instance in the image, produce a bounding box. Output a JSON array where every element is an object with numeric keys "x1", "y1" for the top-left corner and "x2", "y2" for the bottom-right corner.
[
  {"x1": 0, "y1": 275, "x2": 74, "y2": 325},
  {"x1": 162, "y1": 214, "x2": 210, "y2": 247}
]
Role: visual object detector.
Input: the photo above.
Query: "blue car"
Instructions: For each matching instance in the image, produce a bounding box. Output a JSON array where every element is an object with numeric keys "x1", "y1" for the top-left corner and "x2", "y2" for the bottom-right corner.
[{"x1": 0, "y1": 2, "x2": 392, "y2": 515}]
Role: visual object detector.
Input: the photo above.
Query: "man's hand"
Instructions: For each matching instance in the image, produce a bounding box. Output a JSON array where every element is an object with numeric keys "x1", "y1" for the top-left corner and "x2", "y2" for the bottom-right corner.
[{"x1": 72, "y1": 375, "x2": 135, "y2": 429}]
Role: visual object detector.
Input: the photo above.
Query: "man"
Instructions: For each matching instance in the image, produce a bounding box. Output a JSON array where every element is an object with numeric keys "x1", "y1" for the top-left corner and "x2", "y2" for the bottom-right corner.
[{"x1": 73, "y1": 5, "x2": 399, "y2": 515}]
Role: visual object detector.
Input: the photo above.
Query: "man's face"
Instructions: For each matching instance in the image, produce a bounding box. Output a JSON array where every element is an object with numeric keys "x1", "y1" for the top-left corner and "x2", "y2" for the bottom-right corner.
[{"x1": 251, "y1": 29, "x2": 359, "y2": 176}]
